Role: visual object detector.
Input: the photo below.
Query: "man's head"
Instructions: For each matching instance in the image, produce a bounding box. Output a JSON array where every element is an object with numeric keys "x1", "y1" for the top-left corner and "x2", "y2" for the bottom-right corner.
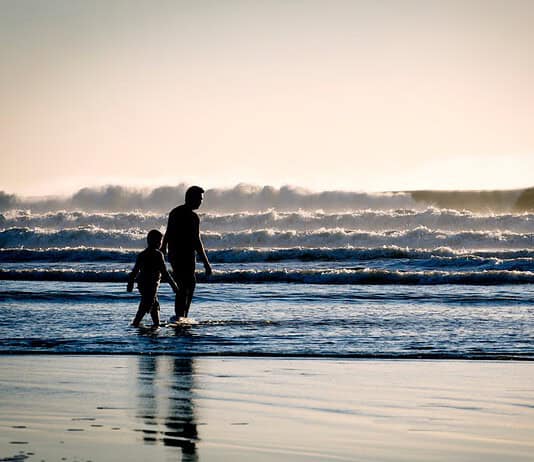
[
  {"x1": 147, "y1": 229, "x2": 163, "y2": 249},
  {"x1": 185, "y1": 185, "x2": 205, "y2": 210}
]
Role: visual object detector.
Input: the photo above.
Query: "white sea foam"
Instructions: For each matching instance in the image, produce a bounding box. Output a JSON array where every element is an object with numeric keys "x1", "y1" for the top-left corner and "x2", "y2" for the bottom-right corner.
[
  {"x1": 202, "y1": 209, "x2": 534, "y2": 233},
  {"x1": 200, "y1": 227, "x2": 534, "y2": 250},
  {"x1": 2, "y1": 226, "x2": 534, "y2": 250},
  {"x1": 2, "y1": 183, "x2": 531, "y2": 213},
  {"x1": 1, "y1": 247, "x2": 533, "y2": 272},
  {"x1": 2, "y1": 209, "x2": 534, "y2": 233},
  {"x1": 0, "y1": 227, "x2": 145, "y2": 249},
  {"x1": 0, "y1": 185, "x2": 417, "y2": 212},
  {"x1": 1, "y1": 267, "x2": 533, "y2": 285}
]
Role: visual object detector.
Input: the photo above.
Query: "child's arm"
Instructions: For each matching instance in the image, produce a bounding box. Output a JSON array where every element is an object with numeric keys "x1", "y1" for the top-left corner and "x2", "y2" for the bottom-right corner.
[
  {"x1": 166, "y1": 271, "x2": 180, "y2": 294},
  {"x1": 127, "y1": 255, "x2": 141, "y2": 292},
  {"x1": 158, "y1": 251, "x2": 180, "y2": 293}
]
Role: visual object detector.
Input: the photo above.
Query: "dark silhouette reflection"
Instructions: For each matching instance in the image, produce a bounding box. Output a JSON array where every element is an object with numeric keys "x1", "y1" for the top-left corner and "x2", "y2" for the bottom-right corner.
[
  {"x1": 136, "y1": 356, "x2": 159, "y2": 444},
  {"x1": 136, "y1": 356, "x2": 199, "y2": 461}
]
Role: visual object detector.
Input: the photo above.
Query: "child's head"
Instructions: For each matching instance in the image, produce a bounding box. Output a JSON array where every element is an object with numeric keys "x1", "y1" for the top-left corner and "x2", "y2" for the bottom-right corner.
[{"x1": 147, "y1": 229, "x2": 163, "y2": 249}]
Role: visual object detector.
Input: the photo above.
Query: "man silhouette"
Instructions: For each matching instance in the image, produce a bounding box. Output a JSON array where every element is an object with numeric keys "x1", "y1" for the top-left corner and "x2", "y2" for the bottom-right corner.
[{"x1": 161, "y1": 186, "x2": 212, "y2": 319}]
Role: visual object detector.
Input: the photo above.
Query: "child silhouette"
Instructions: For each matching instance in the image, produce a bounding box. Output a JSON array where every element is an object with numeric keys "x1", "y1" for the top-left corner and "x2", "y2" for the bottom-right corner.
[{"x1": 127, "y1": 229, "x2": 179, "y2": 327}]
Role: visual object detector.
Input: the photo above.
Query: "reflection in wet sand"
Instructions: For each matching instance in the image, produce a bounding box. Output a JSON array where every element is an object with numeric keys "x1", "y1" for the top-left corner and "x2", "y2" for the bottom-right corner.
[{"x1": 136, "y1": 357, "x2": 199, "y2": 461}]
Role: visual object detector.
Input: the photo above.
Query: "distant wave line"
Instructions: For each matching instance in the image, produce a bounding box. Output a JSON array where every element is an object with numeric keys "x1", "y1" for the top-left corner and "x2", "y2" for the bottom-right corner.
[
  {"x1": 1, "y1": 183, "x2": 533, "y2": 213},
  {"x1": 1, "y1": 288, "x2": 531, "y2": 305},
  {"x1": 3, "y1": 208, "x2": 534, "y2": 233},
  {"x1": 2, "y1": 268, "x2": 533, "y2": 285},
  {"x1": 1, "y1": 246, "x2": 534, "y2": 268},
  {"x1": 2, "y1": 226, "x2": 533, "y2": 250}
]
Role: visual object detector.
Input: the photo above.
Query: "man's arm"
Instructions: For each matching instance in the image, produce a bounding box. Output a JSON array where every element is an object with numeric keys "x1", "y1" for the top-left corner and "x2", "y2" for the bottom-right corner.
[
  {"x1": 161, "y1": 217, "x2": 170, "y2": 255},
  {"x1": 161, "y1": 234, "x2": 168, "y2": 255},
  {"x1": 194, "y1": 216, "x2": 212, "y2": 276},
  {"x1": 196, "y1": 238, "x2": 212, "y2": 276}
]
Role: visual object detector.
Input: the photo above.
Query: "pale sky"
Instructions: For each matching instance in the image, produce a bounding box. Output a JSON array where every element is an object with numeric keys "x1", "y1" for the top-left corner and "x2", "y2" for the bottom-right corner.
[{"x1": 1, "y1": 0, "x2": 533, "y2": 196}]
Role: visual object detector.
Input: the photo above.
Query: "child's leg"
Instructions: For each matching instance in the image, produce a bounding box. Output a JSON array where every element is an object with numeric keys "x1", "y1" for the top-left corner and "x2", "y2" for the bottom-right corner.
[
  {"x1": 150, "y1": 310, "x2": 160, "y2": 327},
  {"x1": 149, "y1": 298, "x2": 161, "y2": 327},
  {"x1": 132, "y1": 301, "x2": 149, "y2": 327},
  {"x1": 133, "y1": 283, "x2": 155, "y2": 327}
]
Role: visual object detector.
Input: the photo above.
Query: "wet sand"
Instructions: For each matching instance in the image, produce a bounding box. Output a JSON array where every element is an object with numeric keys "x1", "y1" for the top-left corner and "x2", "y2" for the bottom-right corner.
[{"x1": 1, "y1": 356, "x2": 533, "y2": 461}]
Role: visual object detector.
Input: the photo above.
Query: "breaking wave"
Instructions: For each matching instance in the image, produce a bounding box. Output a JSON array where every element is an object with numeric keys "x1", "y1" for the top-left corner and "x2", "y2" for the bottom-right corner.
[
  {"x1": 3, "y1": 208, "x2": 534, "y2": 233},
  {"x1": 1, "y1": 184, "x2": 532, "y2": 213},
  {"x1": 1, "y1": 268, "x2": 533, "y2": 285},
  {"x1": 0, "y1": 227, "x2": 145, "y2": 248},
  {"x1": 2, "y1": 226, "x2": 533, "y2": 250},
  {"x1": 1, "y1": 246, "x2": 533, "y2": 269},
  {"x1": 0, "y1": 184, "x2": 416, "y2": 212}
]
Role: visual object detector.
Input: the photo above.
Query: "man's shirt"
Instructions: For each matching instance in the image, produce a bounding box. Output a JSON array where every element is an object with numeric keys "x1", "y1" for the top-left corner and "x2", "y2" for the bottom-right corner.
[{"x1": 165, "y1": 204, "x2": 200, "y2": 269}]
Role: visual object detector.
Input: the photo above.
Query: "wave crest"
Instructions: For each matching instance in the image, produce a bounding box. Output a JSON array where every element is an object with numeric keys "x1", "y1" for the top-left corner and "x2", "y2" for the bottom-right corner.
[
  {"x1": 2, "y1": 226, "x2": 533, "y2": 250},
  {"x1": 4, "y1": 208, "x2": 534, "y2": 233},
  {"x1": 1, "y1": 268, "x2": 533, "y2": 285},
  {"x1": 2, "y1": 184, "x2": 532, "y2": 213}
]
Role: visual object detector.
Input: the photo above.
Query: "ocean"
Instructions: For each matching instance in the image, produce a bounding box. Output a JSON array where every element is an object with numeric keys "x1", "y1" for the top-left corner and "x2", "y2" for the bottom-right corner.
[{"x1": 1, "y1": 190, "x2": 533, "y2": 358}]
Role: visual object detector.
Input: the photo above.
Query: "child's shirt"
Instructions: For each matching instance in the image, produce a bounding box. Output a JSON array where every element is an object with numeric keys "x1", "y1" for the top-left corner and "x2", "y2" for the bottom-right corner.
[{"x1": 129, "y1": 248, "x2": 168, "y2": 288}]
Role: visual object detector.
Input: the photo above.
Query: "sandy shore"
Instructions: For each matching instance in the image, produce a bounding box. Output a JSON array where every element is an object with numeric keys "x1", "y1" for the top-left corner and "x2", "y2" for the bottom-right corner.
[{"x1": 1, "y1": 357, "x2": 533, "y2": 461}]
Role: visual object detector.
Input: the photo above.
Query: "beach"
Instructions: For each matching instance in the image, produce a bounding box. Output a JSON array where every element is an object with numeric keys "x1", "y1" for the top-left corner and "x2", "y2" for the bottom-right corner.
[
  {"x1": 1, "y1": 356, "x2": 533, "y2": 461},
  {"x1": 3, "y1": 0, "x2": 534, "y2": 458},
  {"x1": 2, "y1": 199, "x2": 534, "y2": 461}
]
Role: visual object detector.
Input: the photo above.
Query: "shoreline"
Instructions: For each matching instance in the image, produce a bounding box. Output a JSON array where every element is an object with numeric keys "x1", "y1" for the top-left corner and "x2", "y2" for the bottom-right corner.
[
  {"x1": 1, "y1": 352, "x2": 533, "y2": 361},
  {"x1": 1, "y1": 356, "x2": 533, "y2": 461}
]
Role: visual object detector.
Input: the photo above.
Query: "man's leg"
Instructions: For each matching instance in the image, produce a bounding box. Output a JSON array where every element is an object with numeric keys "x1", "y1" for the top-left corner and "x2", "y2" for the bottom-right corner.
[
  {"x1": 171, "y1": 262, "x2": 183, "y2": 318},
  {"x1": 183, "y1": 287, "x2": 194, "y2": 318},
  {"x1": 174, "y1": 286, "x2": 187, "y2": 318},
  {"x1": 171, "y1": 263, "x2": 196, "y2": 318},
  {"x1": 182, "y1": 274, "x2": 196, "y2": 318}
]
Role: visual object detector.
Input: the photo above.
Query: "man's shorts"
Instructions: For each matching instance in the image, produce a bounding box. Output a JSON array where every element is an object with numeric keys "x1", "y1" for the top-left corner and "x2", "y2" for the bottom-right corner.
[{"x1": 170, "y1": 262, "x2": 196, "y2": 293}]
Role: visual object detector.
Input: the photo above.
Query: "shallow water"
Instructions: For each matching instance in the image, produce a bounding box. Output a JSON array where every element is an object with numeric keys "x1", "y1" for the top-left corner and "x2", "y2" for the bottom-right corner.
[
  {"x1": 1, "y1": 208, "x2": 533, "y2": 358},
  {"x1": 1, "y1": 280, "x2": 533, "y2": 358}
]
